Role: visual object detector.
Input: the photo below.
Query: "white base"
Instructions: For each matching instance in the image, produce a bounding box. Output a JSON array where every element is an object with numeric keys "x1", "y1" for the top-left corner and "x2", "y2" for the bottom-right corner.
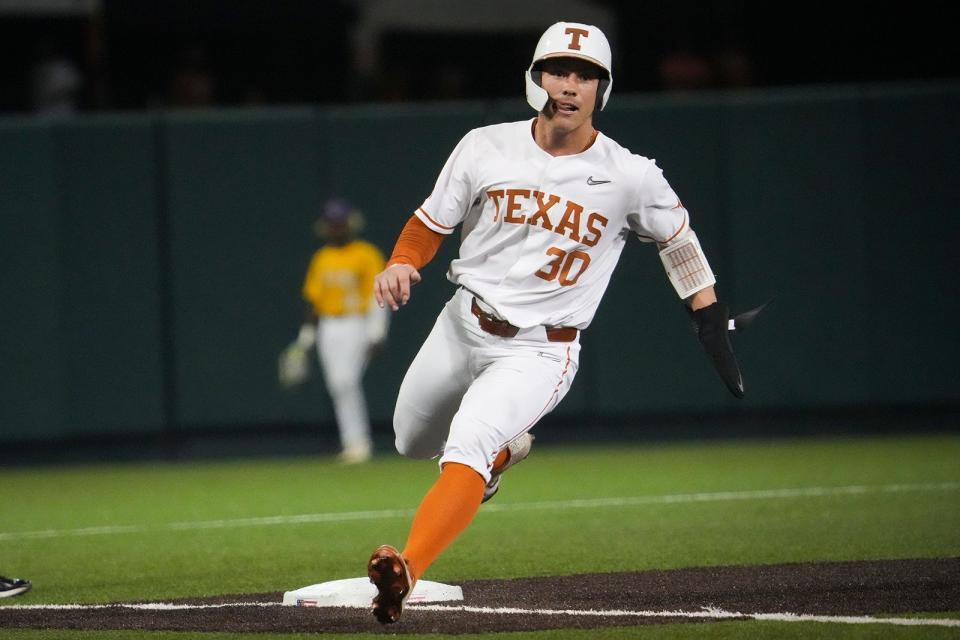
[{"x1": 283, "y1": 577, "x2": 463, "y2": 608}]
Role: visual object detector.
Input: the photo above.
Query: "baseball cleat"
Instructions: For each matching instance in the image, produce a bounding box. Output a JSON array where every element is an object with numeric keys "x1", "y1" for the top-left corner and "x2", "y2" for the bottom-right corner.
[
  {"x1": 367, "y1": 544, "x2": 413, "y2": 624},
  {"x1": 0, "y1": 576, "x2": 31, "y2": 598},
  {"x1": 482, "y1": 432, "x2": 535, "y2": 503}
]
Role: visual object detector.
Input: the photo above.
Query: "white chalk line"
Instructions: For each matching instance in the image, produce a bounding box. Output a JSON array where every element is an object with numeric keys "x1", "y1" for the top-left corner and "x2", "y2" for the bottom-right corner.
[
  {"x1": 1, "y1": 481, "x2": 957, "y2": 542},
  {"x1": 413, "y1": 604, "x2": 960, "y2": 628},
  {"x1": 2, "y1": 601, "x2": 958, "y2": 628}
]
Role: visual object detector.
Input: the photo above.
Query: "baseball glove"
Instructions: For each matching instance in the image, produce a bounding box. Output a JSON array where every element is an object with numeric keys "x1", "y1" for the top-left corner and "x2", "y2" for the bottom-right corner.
[{"x1": 278, "y1": 343, "x2": 311, "y2": 388}]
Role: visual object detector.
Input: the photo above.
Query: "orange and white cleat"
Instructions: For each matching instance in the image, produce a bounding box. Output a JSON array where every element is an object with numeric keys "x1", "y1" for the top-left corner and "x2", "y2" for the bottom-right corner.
[{"x1": 482, "y1": 432, "x2": 535, "y2": 503}]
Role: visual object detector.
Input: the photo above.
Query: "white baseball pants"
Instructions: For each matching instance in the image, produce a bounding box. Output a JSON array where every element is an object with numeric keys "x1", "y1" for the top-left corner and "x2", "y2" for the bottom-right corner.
[
  {"x1": 316, "y1": 315, "x2": 373, "y2": 452},
  {"x1": 393, "y1": 287, "x2": 580, "y2": 482}
]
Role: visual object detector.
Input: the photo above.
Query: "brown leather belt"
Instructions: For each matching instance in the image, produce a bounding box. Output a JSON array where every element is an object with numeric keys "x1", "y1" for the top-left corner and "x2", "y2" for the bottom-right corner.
[{"x1": 470, "y1": 297, "x2": 578, "y2": 343}]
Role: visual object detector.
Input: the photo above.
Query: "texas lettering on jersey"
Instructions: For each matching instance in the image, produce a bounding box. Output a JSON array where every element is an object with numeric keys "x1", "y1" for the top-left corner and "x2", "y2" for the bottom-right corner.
[
  {"x1": 415, "y1": 119, "x2": 688, "y2": 328},
  {"x1": 485, "y1": 189, "x2": 608, "y2": 247},
  {"x1": 484, "y1": 188, "x2": 609, "y2": 288}
]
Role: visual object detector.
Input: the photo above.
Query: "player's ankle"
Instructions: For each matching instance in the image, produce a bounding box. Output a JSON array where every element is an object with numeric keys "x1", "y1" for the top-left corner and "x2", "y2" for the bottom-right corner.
[{"x1": 491, "y1": 448, "x2": 511, "y2": 474}]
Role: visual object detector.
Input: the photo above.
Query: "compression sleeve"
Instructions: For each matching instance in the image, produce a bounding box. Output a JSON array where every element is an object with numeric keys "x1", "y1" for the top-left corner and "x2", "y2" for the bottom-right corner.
[{"x1": 386, "y1": 215, "x2": 445, "y2": 270}]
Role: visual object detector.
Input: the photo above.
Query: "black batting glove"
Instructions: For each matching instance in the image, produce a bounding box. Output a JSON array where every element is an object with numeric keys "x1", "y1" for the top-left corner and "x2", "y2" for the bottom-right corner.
[{"x1": 689, "y1": 301, "x2": 744, "y2": 399}]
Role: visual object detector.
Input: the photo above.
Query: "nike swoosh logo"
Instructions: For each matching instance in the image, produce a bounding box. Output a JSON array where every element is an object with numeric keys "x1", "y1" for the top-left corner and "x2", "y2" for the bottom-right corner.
[{"x1": 586, "y1": 176, "x2": 611, "y2": 185}]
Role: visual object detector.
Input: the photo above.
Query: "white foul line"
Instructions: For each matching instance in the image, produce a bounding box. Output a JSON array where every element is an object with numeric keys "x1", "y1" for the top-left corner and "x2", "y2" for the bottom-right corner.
[
  {"x1": 1, "y1": 481, "x2": 957, "y2": 542},
  {"x1": 410, "y1": 604, "x2": 960, "y2": 628},
  {"x1": 481, "y1": 481, "x2": 960, "y2": 513},
  {"x1": 2, "y1": 601, "x2": 958, "y2": 628}
]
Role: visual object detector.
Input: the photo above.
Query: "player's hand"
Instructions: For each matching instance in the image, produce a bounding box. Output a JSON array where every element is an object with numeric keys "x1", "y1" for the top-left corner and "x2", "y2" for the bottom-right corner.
[
  {"x1": 687, "y1": 300, "x2": 769, "y2": 398},
  {"x1": 374, "y1": 263, "x2": 422, "y2": 311},
  {"x1": 689, "y1": 302, "x2": 744, "y2": 398},
  {"x1": 278, "y1": 343, "x2": 310, "y2": 388}
]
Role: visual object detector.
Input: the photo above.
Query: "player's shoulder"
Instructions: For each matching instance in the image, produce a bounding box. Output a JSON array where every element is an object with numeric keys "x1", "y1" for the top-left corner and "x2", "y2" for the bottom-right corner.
[
  {"x1": 594, "y1": 131, "x2": 657, "y2": 174},
  {"x1": 594, "y1": 133, "x2": 656, "y2": 184},
  {"x1": 306, "y1": 246, "x2": 328, "y2": 270}
]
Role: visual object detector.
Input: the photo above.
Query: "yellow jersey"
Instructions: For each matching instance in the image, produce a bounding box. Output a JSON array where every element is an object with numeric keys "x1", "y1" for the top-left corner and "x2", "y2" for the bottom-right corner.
[{"x1": 302, "y1": 240, "x2": 386, "y2": 316}]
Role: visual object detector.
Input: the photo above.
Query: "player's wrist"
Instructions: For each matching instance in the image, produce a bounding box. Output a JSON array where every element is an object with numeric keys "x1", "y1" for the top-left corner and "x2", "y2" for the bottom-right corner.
[{"x1": 296, "y1": 323, "x2": 317, "y2": 349}]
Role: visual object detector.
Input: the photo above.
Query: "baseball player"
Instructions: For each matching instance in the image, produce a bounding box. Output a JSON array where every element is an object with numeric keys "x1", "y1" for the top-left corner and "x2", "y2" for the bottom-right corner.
[
  {"x1": 279, "y1": 198, "x2": 388, "y2": 464},
  {"x1": 366, "y1": 22, "x2": 747, "y2": 623}
]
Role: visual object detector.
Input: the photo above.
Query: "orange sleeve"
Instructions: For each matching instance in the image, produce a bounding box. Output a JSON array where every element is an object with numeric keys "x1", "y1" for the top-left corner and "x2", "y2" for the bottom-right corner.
[{"x1": 386, "y1": 215, "x2": 444, "y2": 270}]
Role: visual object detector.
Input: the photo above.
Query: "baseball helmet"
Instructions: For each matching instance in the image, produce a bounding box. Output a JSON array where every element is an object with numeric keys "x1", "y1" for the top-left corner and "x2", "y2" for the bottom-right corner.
[
  {"x1": 525, "y1": 22, "x2": 613, "y2": 113},
  {"x1": 314, "y1": 197, "x2": 365, "y2": 238}
]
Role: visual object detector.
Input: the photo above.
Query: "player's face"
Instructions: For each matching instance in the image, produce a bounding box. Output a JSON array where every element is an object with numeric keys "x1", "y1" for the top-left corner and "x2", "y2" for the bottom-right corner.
[
  {"x1": 538, "y1": 57, "x2": 601, "y2": 130},
  {"x1": 326, "y1": 220, "x2": 350, "y2": 243}
]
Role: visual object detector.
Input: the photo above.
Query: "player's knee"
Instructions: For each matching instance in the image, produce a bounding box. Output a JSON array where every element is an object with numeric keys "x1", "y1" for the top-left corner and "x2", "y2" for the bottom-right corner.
[
  {"x1": 393, "y1": 411, "x2": 441, "y2": 459},
  {"x1": 393, "y1": 431, "x2": 438, "y2": 459},
  {"x1": 325, "y1": 374, "x2": 359, "y2": 399}
]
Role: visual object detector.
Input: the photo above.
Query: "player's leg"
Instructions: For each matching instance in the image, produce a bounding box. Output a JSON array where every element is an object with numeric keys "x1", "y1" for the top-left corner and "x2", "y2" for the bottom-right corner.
[
  {"x1": 443, "y1": 341, "x2": 579, "y2": 480},
  {"x1": 370, "y1": 291, "x2": 579, "y2": 623},
  {"x1": 401, "y1": 340, "x2": 580, "y2": 581},
  {"x1": 318, "y1": 315, "x2": 373, "y2": 461},
  {"x1": 368, "y1": 295, "x2": 479, "y2": 623},
  {"x1": 392, "y1": 300, "x2": 476, "y2": 459}
]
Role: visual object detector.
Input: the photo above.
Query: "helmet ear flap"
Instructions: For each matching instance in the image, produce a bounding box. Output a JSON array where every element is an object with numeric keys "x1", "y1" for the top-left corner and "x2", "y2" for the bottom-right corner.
[
  {"x1": 597, "y1": 77, "x2": 610, "y2": 111},
  {"x1": 524, "y1": 63, "x2": 549, "y2": 112},
  {"x1": 530, "y1": 62, "x2": 547, "y2": 100},
  {"x1": 530, "y1": 67, "x2": 543, "y2": 90}
]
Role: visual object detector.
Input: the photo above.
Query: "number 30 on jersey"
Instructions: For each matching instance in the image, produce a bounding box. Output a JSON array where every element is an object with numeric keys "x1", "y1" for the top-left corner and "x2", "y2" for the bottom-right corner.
[{"x1": 535, "y1": 247, "x2": 590, "y2": 286}]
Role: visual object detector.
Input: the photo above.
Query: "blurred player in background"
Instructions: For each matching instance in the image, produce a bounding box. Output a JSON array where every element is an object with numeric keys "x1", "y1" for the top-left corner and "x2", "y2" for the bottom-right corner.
[{"x1": 279, "y1": 198, "x2": 388, "y2": 464}]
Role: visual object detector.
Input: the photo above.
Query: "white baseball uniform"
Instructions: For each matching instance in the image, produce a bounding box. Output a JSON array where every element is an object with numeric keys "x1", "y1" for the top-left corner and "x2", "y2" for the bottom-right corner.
[
  {"x1": 302, "y1": 240, "x2": 387, "y2": 457},
  {"x1": 394, "y1": 119, "x2": 692, "y2": 481}
]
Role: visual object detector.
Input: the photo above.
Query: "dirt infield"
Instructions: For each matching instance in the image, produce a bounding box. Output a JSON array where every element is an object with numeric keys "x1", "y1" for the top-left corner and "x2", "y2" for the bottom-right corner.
[{"x1": 1, "y1": 558, "x2": 958, "y2": 634}]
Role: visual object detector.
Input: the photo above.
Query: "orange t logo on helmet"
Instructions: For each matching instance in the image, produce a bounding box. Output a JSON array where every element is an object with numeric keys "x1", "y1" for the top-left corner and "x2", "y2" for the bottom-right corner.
[{"x1": 564, "y1": 27, "x2": 589, "y2": 51}]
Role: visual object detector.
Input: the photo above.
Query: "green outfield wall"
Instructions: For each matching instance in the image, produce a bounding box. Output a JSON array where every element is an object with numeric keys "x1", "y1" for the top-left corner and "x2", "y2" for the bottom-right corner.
[{"x1": 1, "y1": 82, "x2": 957, "y2": 443}]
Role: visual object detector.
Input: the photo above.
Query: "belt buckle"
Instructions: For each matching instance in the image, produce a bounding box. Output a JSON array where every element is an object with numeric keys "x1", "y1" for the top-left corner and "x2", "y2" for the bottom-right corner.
[
  {"x1": 471, "y1": 297, "x2": 519, "y2": 338},
  {"x1": 470, "y1": 296, "x2": 577, "y2": 342}
]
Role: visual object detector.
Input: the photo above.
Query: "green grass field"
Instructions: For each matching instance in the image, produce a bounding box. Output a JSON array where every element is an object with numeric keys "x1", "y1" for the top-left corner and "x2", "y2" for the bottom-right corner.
[{"x1": 2, "y1": 432, "x2": 959, "y2": 639}]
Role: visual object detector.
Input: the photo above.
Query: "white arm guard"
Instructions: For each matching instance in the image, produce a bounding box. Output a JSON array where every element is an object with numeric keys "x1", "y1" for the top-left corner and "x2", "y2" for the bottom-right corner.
[{"x1": 658, "y1": 229, "x2": 716, "y2": 299}]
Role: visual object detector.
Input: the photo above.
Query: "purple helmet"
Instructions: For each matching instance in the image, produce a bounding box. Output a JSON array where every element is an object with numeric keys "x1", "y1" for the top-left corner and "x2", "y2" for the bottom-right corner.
[
  {"x1": 315, "y1": 197, "x2": 364, "y2": 238},
  {"x1": 321, "y1": 197, "x2": 355, "y2": 223}
]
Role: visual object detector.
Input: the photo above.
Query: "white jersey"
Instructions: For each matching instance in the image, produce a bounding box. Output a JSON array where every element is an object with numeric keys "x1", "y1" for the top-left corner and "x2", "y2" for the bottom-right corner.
[{"x1": 416, "y1": 119, "x2": 690, "y2": 330}]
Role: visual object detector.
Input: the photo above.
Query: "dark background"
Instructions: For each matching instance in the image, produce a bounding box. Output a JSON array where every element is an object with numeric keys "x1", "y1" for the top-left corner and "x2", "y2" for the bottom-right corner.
[
  {"x1": 1, "y1": 1, "x2": 956, "y2": 113},
  {"x1": 1, "y1": 2, "x2": 958, "y2": 463}
]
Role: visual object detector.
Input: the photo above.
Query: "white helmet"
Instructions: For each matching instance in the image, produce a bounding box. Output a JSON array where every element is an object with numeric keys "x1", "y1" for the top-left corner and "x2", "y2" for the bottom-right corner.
[{"x1": 525, "y1": 22, "x2": 613, "y2": 113}]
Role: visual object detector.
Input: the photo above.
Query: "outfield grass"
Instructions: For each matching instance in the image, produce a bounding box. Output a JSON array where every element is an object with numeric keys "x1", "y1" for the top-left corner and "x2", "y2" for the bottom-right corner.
[{"x1": 1, "y1": 433, "x2": 958, "y2": 638}]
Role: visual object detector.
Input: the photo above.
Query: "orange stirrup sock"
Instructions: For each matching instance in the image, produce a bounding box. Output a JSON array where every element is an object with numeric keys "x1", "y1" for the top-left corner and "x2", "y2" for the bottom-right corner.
[{"x1": 402, "y1": 462, "x2": 485, "y2": 581}]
